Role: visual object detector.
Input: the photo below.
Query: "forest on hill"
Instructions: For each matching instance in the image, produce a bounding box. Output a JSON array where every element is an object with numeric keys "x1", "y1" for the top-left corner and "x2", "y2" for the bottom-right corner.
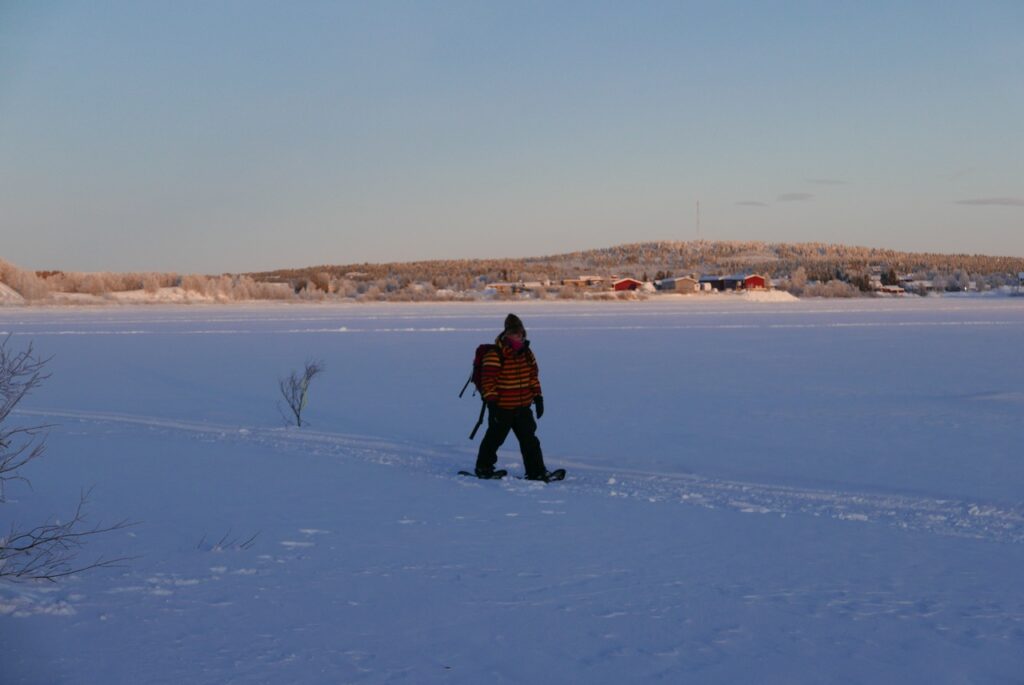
[
  {"x1": 3, "y1": 241, "x2": 1023, "y2": 303},
  {"x1": 250, "y1": 241, "x2": 1024, "y2": 293}
]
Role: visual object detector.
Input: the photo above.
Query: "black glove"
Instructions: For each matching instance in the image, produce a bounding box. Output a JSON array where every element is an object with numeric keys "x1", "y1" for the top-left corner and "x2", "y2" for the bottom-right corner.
[
  {"x1": 534, "y1": 395, "x2": 544, "y2": 419},
  {"x1": 487, "y1": 400, "x2": 498, "y2": 413}
]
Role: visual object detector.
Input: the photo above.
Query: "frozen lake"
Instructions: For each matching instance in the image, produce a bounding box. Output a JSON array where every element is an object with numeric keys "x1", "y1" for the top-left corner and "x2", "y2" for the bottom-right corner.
[
  {"x1": 1, "y1": 297, "x2": 1022, "y2": 683},
  {"x1": 5, "y1": 297, "x2": 1022, "y2": 500}
]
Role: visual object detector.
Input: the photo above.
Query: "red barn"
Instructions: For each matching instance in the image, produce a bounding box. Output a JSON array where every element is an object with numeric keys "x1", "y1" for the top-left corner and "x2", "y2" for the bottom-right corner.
[
  {"x1": 613, "y1": 278, "x2": 643, "y2": 291},
  {"x1": 743, "y1": 274, "x2": 767, "y2": 290}
]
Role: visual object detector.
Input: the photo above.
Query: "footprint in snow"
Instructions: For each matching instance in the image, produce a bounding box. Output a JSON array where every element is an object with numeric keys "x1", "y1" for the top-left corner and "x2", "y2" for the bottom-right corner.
[
  {"x1": 106, "y1": 586, "x2": 147, "y2": 594},
  {"x1": 144, "y1": 575, "x2": 204, "y2": 596}
]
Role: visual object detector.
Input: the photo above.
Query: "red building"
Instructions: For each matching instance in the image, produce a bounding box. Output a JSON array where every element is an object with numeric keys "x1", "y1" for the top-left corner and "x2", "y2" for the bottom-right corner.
[
  {"x1": 699, "y1": 273, "x2": 768, "y2": 291},
  {"x1": 613, "y1": 278, "x2": 643, "y2": 291},
  {"x1": 743, "y1": 274, "x2": 767, "y2": 289}
]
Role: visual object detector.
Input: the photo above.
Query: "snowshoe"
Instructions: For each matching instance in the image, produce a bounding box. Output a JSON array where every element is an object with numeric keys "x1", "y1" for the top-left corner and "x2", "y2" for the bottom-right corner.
[
  {"x1": 458, "y1": 468, "x2": 508, "y2": 480},
  {"x1": 523, "y1": 469, "x2": 566, "y2": 483}
]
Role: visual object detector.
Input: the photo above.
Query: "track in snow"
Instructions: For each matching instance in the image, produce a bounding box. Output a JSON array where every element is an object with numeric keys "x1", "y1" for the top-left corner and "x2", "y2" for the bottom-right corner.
[{"x1": 20, "y1": 408, "x2": 1024, "y2": 546}]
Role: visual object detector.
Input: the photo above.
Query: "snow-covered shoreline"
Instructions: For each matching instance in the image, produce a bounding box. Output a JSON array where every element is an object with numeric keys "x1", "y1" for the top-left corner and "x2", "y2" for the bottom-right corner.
[
  {"x1": 3, "y1": 287, "x2": 800, "y2": 308},
  {"x1": 5, "y1": 285, "x2": 1022, "y2": 310}
]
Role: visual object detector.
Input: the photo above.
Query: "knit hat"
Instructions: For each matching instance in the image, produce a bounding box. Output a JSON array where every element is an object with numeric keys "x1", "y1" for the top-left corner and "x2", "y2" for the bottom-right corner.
[{"x1": 504, "y1": 313, "x2": 525, "y2": 335}]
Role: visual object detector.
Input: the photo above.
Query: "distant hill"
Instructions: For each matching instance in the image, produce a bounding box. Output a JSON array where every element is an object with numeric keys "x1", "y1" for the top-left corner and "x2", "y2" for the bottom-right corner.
[
  {"x1": 3, "y1": 241, "x2": 1022, "y2": 303},
  {"x1": 248, "y1": 240, "x2": 1024, "y2": 286}
]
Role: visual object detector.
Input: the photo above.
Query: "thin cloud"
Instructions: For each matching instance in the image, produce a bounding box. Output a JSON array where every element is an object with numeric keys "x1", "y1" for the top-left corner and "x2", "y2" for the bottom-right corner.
[
  {"x1": 806, "y1": 178, "x2": 846, "y2": 185},
  {"x1": 955, "y1": 197, "x2": 1024, "y2": 207},
  {"x1": 736, "y1": 200, "x2": 768, "y2": 207},
  {"x1": 946, "y1": 167, "x2": 976, "y2": 181},
  {"x1": 777, "y1": 193, "x2": 813, "y2": 202}
]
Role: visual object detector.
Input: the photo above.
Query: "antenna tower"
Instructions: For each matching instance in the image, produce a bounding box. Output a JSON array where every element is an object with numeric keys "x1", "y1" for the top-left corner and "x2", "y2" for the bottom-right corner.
[{"x1": 696, "y1": 201, "x2": 701, "y2": 241}]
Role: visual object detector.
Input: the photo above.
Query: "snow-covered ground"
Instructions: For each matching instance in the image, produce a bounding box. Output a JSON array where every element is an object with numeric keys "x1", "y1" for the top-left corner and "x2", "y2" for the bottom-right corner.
[
  {"x1": 46, "y1": 286, "x2": 218, "y2": 305},
  {"x1": 1, "y1": 298, "x2": 1022, "y2": 683}
]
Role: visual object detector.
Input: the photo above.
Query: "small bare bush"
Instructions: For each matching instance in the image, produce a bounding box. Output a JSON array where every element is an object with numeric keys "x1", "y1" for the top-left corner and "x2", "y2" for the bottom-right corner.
[
  {"x1": 196, "y1": 529, "x2": 259, "y2": 552},
  {"x1": 279, "y1": 361, "x2": 324, "y2": 427}
]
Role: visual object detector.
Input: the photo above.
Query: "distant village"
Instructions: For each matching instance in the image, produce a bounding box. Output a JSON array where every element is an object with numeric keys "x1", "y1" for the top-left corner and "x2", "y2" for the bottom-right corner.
[
  {"x1": 487, "y1": 273, "x2": 768, "y2": 296},
  {"x1": 255, "y1": 240, "x2": 1024, "y2": 301},
  {"x1": 484, "y1": 270, "x2": 1020, "y2": 297}
]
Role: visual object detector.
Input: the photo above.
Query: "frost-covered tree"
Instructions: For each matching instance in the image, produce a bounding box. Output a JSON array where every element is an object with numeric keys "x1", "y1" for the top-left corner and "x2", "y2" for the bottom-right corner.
[
  {"x1": 780, "y1": 266, "x2": 807, "y2": 296},
  {"x1": 948, "y1": 269, "x2": 971, "y2": 292},
  {"x1": 805, "y1": 280, "x2": 858, "y2": 298},
  {"x1": 142, "y1": 274, "x2": 162, "y2": 294},
  {"x1": 0, "y1": 259, "x2": 51, "y2": 301},
  {"x1": 181, "y1": 274, "x2": 210, "y2": 295}
]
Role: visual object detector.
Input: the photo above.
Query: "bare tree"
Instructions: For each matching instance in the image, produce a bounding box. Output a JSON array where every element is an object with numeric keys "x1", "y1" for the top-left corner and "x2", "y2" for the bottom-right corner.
[
  {"x1": 0, "y1": 336, "x2": 133, "y2": 581},
  {"x1": 0, "y1": 338, "x2": 50, "y2": 501},
  {"x1": 2, "y1": 489, "x2": 132, "y2": 581},
  {"x1": 279, "y1": 361, "x2": 324, "y2": 427}
]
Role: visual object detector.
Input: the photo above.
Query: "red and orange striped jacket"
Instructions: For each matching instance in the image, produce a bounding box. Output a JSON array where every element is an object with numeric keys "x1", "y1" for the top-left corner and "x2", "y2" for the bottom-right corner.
[{"x1": 480, "y1": 337, "x2": 542, "y2": 409}]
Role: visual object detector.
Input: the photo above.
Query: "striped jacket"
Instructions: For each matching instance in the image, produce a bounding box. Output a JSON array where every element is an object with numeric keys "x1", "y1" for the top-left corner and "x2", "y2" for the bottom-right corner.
[{"x1": 480, "y1": 336, "x2": 542, "y2": 409}]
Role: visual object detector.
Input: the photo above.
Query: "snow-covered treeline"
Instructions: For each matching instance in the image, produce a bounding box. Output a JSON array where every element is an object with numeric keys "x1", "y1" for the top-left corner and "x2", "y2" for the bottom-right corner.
[
  {"x1": 3, "y1": 240, "x2": 1023, "y2": 304},
  {"x1": 253, "y1": 240, "x2": 1024, "y2": 297},
  {"x1": 1, "y1": 260, "x2": 296, "y2": 304}
]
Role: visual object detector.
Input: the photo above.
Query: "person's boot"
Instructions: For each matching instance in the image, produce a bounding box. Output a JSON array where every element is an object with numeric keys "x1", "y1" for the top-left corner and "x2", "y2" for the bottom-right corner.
[
  {"x1": 524, "y1": 469, "x2": 565, "y2": 482},
  {"x1": 475, "y1": 467, "x2": 507, "y2": 479}
]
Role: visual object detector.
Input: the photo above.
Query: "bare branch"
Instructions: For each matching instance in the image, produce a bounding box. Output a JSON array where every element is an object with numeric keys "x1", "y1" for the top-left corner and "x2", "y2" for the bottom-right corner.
[
  {"x1": 238, "y1": 531, "x2": 260, "y2": 550},
  {"x1": 278, "y1": 360, "x2": 323, "y2": 427},
  {"x1": 0, "y1": 337, "x2": 136, "y2": 582},
  {"x1": 195, "y1": 528, "x2": 261, "y2": 552},
  {"x1": 0, "y1": 335, "x2": 54, "y2": 501},
  {"x1": 0, "y1": 335, "x2": 52, "y2": 424},
  {"x1": 1, "y1": 490, "x2": 137, "y2": 582}
]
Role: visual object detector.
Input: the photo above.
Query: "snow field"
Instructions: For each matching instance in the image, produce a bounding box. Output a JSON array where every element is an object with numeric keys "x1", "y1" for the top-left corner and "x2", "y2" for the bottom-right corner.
[{"x1": 1, "y1": 298, "x2": 1023, "y2": 683}]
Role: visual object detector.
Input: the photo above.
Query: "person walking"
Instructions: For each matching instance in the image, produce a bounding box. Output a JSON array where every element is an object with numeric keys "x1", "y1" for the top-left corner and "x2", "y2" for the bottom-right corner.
[{"x1": 474, "y1": 313, "x2": 562, "y2": 481}]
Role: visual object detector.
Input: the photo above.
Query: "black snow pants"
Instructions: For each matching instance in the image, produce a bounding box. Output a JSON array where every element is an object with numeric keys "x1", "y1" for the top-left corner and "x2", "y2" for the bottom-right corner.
[{"x1": 476, "y1": 405, "x2": 547, "y2": 477}]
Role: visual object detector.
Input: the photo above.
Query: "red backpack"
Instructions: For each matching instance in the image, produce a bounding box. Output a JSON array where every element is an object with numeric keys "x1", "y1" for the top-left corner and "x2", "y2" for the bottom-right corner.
[
  {"x1": 459, "y1": 343, "x2": 502, "y2": 438},
  {"x1": 463, "y1": 344, "x2": 496, "y2": 398}
]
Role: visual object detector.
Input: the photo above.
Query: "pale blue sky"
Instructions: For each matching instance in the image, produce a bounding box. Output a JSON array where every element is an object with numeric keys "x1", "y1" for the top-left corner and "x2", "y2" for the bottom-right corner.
[{"x1": 1, "y1": 1, "x2": 1021, "y2": 272}]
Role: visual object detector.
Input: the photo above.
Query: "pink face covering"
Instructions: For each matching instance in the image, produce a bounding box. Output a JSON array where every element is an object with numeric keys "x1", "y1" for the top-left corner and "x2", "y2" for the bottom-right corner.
[{"x1": 506, "y1": 334, "x2": 524, "y2": 351}]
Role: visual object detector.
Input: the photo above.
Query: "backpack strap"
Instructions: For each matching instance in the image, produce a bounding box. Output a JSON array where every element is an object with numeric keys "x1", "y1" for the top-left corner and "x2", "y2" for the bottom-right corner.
[
  {"x1": 469, "y1": 398, "x2": 487, "y2": 440},
  {"x1": 458, "y1": 374, "x2": 473, "y2": 398}
]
